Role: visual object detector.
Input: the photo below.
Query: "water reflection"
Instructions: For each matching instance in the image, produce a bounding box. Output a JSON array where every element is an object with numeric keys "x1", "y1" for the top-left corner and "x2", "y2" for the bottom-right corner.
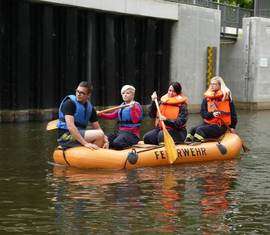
[
  {"x1": 48, "y1": 160, "x2": 239, "y2": 234},
  {"x1": 1, "y1": 111, "x2": 270, "y2": 234}
]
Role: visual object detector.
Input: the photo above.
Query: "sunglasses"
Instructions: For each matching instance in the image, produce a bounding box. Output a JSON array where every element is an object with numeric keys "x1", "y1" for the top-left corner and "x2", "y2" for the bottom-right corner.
[{"x1": 75, "y1": 89, "x2": 88, "y2": 96}]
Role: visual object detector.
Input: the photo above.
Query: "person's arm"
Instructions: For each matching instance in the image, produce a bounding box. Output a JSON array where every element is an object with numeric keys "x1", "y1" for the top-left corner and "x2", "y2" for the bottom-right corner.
[
  {"x1": 98, "y1": 110, "x2": 118, "y2": 120},
  {"x1": 200, "y1": 98, "x2": 214, "y2": 120},
  {"x1": 229, "y1": 100, "x2": 237, "y2": 129},
  {"x1": 89, "y1": 108, "x2": 102, "y2": 129},
  {"x1": 91, "y1": 121, "x2": 102, "y2": 130},
  {"x1": 61, "y1": 100, "x2": 91, "y2": 146},
  {"x1": 148, "y1": 101, "x2": 157, "y2": 118},
  {"x1": 65, "y1": 115, "x2": 89, "y2": 146},
  {"x1": 63, "y1": 102, "x2": 100, "y2": 149},
  {"x1": 164, "y1": 103, "x2": 188, "y2": 129},
  {"x1": 90, "y1": 108, "x2": 108, "y2": 148},
  {"x1": 147, "y1": 91, "x2": 158, "y2": 118},
  {"x1": 130, "y1": 102, "x2": 142, "y2": 123}
]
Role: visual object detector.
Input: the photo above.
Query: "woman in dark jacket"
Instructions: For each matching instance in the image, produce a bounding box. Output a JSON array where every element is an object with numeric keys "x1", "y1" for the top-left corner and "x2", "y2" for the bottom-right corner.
[
  {"x1": 186, "y1": 76, "x2": 237, "y2": 142},
  {"x1": 143, "y1": 82, "x2": 188, "y2": 145}
]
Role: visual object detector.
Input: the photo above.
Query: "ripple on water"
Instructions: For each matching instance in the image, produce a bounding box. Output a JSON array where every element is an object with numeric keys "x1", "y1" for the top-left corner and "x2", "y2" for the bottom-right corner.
[{"x1": 1, "y1": 112, "x2": 270, "y2": 234}]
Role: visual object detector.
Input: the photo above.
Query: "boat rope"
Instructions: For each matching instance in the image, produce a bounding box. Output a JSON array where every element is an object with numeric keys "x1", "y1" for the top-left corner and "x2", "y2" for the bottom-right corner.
[
  {"x1": 61, "y1": 148, "x2": 70, "y2": 166},
  {"x1": 135, "y1": 145, "x2": 164, "y2": 153},
  {"x1": 123, "y1": 154, "x2": 130, "y2": 169},
  {"x1": 123, "y1": 145, "x2": 165, "y2": 169}
]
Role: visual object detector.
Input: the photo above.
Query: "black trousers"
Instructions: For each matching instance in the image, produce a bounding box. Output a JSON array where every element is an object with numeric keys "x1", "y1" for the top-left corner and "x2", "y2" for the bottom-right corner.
[
  {"x1": 108, "y1": 130, "x2": 140, "y2": 150},
  {"x1": 189, "y1": 123, "x2": 227, "y2": 139},
  {"x1": 143, "y1": 127, "x2": 187, "y2": 145}
]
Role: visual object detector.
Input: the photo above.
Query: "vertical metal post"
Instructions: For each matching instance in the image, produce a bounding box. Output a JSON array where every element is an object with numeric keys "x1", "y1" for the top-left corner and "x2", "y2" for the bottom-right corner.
[
  {"x1": 236, "y1": 4, "x2": 240, "y2": 36},
  {"x1": 206, "y1": 47, "x2": 217, "y2": 86},
  {"x1": 254, "y1": 0, "x2": 257, "y2": 16},
  {"x1": 216, "y1": 43, "x2": 220, "y2": 76},
  {"x1": 222, "y1": 4, "x2": 226, "y2": 35},
  {"x1": 244, "y1": 20, "x2": 252, "y2": 102},
  {"x1": 217, "y1": 0, "x2": 221, "y2": 76}
]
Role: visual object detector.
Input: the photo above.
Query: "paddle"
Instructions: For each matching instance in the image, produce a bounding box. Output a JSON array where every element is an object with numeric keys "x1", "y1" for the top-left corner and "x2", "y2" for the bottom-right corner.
[
  {"x1": 227, "y1": 128, "x2": 250, "y2": 152},
  {"x1": 46, "y1": 103, "x2": 131, "y2": 131},
  {"x1": 154, "y1": 98, "x2": 178, "y2": 164},
  {"x1": 46, "y1": 119, "x2": 59, "y2": 131},
  {"x1": 212, "y1": 100, "x2": 250, "y2": 153},
  {"x1": 218, "y1": 116, "x2": 250, "y2": 152}
]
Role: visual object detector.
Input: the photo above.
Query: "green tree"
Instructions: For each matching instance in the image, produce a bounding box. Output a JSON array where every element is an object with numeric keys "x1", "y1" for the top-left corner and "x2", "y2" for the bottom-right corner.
[{"x1": 215, "y1": 0, "x2": 253, "y2": 9}]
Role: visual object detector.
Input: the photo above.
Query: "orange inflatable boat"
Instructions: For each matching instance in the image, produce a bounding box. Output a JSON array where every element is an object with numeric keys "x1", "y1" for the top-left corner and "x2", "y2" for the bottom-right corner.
[{"x1": 53, "y1": 132, "x2": 242, "y2": 170}]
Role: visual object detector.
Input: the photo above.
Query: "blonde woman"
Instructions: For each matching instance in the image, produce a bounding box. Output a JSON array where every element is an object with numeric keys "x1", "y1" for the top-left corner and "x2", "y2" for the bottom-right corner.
[
  {"x1": 185, "y1": 76, "x2": 237, "y2": 142},
  {"x1": 98, "y1": 85, "x2": 143, "y2": 150}
]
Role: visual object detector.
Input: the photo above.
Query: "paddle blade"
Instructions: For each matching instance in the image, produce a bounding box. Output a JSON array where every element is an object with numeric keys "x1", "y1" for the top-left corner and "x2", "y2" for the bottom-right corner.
[
  {"x1": 163, "y1": 127, "x2": 178, "y2": 164},
  {"x1": 242, "y1": 142, "x2": 250, "y2": 152},
  {"x1": 46, "y1": 119, "x2": 58, "y2": 131}
]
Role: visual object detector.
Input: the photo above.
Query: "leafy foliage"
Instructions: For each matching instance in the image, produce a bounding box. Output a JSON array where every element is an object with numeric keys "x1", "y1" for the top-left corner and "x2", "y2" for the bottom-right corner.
[{"x1": 214, "y1": 0, "x2": 254, "y2": 9}]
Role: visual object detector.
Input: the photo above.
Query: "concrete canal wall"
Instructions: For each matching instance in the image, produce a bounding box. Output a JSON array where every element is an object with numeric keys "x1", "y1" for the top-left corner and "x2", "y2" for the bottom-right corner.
[
  {"x1": 1, "y1": 0, "x2": 270, "y2": 122},
  {"x1": 0, "y1": 0, "x2": 175, "y2": 122},
  {"x1": 220, "y1": 17, "x2": 270, "y2": 110},
  {"x1": 35, "y1": 0, "x2": 179, "y2": 20},
  {"x1": 170, "y1": 4, "x2": 220, "y2": 112}
]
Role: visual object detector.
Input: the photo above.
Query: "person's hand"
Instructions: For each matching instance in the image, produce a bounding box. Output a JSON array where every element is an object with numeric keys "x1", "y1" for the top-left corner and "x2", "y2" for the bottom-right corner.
[
  {"x1": 229, "y1": 128, "x2": 236, "y2": 134},
  {"x1": 96, "y1": 110, "x2": 100, "y2": 116},
  {"x1": 103, "y1": 136, "x2": 109, "y2": 149},
  {"x1": 103, "y1": 142, "x2": 109, "y2": 149},
  {"x1": 159, "y1": 114, "x2": 167, "y2": 121},
  {"x1": 84, "y1": 142, "x2": 99, "y2": 150},
  {"x1": 151, "y1": 91, "x2": 157, "y2": 101},
  {"x1": 129, "y1": 101, "x2": 136, "y2": 108},
  {"x1": 213, "y1": 111, "x2": 221, "y2": 118}
]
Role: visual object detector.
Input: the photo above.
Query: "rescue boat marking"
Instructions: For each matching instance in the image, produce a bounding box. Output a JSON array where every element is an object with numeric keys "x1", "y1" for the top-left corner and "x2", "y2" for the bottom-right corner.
[{"x1": 154, "y1": 147, "x2": 207, "y2": 160}]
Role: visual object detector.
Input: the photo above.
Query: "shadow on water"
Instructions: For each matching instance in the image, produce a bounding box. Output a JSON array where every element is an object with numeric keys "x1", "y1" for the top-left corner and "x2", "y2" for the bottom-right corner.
[{"x1": 0, "y1": 110, "x2": 270, "y2": 234}]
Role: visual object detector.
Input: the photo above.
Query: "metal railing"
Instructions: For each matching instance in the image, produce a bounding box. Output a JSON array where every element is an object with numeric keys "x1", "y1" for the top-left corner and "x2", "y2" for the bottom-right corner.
[
  {"x1": 167, "y1": 0, "x2": 253, "y2": 37},
  {"x1": 254, "y1": 0, "x2": 270, "y2": 17}
]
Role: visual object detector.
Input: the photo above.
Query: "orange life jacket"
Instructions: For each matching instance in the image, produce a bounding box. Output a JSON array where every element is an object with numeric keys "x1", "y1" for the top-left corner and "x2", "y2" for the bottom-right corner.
[
  {"x1": 156, "y1": 94, "x2": 187, "y2": 129},
  {"x1": 203, "y1": 90, "x2": 231, "y2": 126}
]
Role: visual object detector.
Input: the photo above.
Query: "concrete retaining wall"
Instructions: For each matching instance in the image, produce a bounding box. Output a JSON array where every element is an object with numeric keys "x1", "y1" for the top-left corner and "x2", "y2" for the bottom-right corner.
[
  {"x1": 2, "y1": 2, "x2": 270, "y2": 122},
  {"x1": 220, "y1": 17, "x2": 270, "y2": 110},
  {"x1": 35, "y1": 0, "x2": 179, "y2": 20},
  {"x1": 219, "y1": 35, "x2": 246, "y2": 103},
  {"x1": 170, "y1": 4, "x2": 221, "y2": 112}
]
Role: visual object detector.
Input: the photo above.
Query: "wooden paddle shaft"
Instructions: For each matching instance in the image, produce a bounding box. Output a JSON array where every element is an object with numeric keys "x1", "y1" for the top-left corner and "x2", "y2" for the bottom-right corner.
[
  {"x1": 98, "y1": 103, "x2": 131, "y2": 114},
  {"x1": 46, "y1": 103, "x2": 131, "y2": 131},
  {"x1": 154, "y1": 99, "x2": 166, "y2": 129}
]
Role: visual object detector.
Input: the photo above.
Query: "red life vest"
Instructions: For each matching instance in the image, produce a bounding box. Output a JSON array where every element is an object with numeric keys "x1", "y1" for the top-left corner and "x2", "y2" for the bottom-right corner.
[
  {"x1": 204, "y1": 90, "x2": 231, "y2": 126},
  {"x1": 156, "y1": 94, "x2": 187, "y2": 129}
]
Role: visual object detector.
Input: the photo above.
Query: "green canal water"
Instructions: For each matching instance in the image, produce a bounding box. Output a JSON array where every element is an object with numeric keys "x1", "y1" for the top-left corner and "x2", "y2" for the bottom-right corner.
[{"x1": 0, "y1": 111, "x2": 270, "y2": 234}]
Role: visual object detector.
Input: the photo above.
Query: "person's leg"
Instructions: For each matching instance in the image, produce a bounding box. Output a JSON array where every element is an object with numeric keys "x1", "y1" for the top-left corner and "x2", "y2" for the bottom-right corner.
[
  {"x1": 194, "y1": 124, "x2": 227, "y2": 141},
  {"x1": 57, "y1": 130, "x2": 86, "y2": 149},
  {"x1": 84, "y1": 129, "x2": 106, "y2": 147},
  {"x1": 143, "y1": 128, "x2": 160, "y2": 145},
  {"x1": 168, "y1": 128, "x2": 187, "y2": 144},
  {"x1": 107, "y1": 132, "x2": 117, "y2": 148},
  {"x1": 110, "y1": 131, "x2": 139, "y2": 150},
  {"x1": 185, "y1": 125, "x2": 202, "y2": 142},
  {"x1": 157, "y1": 130, "x2": 164, "y2": 144}
]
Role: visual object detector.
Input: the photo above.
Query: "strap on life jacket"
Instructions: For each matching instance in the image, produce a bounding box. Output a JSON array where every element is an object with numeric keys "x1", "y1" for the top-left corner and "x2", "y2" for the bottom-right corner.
[
  {"x1": 157, "y1": 94, "x2": 187, "y2": 129},
  {"x1": 204, "y1": 98, "x2": 231, "y2": 126}
]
